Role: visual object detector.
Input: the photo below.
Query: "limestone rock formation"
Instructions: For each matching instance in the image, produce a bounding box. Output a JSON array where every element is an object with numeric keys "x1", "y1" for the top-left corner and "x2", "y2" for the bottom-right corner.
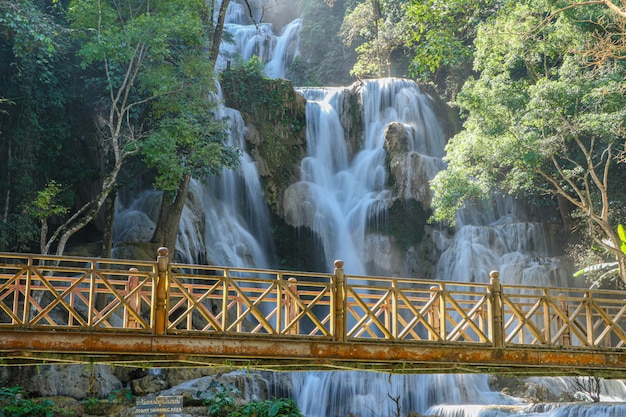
[
  {"x1": 383, "y1": 121, "x2": 436, "y2": 208},
  {"x1": 23, "y1": 364, "x2": 122, "y2": 399}
]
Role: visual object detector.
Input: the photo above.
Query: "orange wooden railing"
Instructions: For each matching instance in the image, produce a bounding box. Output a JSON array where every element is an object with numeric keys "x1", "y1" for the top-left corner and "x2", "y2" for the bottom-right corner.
[{"x1": 2, "y1": 248, "x2": 626, "y2": 350}]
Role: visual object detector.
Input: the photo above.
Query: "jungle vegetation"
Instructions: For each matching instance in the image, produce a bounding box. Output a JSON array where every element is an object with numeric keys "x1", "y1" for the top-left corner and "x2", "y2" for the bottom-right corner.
[{"x1": 1, "y1": 0, "x2": 625, "y2": 283}]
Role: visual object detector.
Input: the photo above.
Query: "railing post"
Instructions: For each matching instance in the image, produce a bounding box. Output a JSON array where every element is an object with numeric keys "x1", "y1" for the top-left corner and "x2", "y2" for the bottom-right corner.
[
  {"x1": 391, "y1": 281, "x2": 398, "y2": 339},
  {"x1": 428, "y1": 285, "x2": 440, "y2": 341},
  {"x1": 333, "y1": 260, "x2": 346, "y2": 342},
  {"x1": 489, "y1": 270, "x2": 504, "y2": 349},
  {"x1": 286, "y1": 277, "x2": 299, "y2": 335},
  {"x1": 23, "y1": 257, "x2": 33, "y2": 325},
  {"x1": 558, "y1": 293, "x2": 571, "y2": 346},
  {"x1": 127, "y1": 268, "x2": 140, "y2": 328},
  {"x1": 154, "y1": 247, "x2": 169, "y2": 336},
  {"x1": 585, "y1": 291, "x2": 594, "y2": 347}
]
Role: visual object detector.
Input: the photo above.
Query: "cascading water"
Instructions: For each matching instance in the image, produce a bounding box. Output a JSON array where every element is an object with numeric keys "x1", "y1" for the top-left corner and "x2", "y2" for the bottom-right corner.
[
  {"x1": 291, "y1": 372, "x2": 518, "y2": 417},
  {"x1": 284, "y1": 79, "x2": 446, "y2": 275},
  {"x1": 114, "y1": 90, "x2": 273, "y2": 268},
  {"x1": 113, "y1": 1, "x2": 626, "y2": 415}
]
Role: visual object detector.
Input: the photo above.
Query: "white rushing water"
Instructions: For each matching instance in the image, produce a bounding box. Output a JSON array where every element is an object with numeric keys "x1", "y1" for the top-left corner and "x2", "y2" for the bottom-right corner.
[
  {"x1": 284, "y1": 79, "x2": 447, "y2": 275},
  {"x1": 112, "y1": 1, "x2": 626, "y2": 416}
]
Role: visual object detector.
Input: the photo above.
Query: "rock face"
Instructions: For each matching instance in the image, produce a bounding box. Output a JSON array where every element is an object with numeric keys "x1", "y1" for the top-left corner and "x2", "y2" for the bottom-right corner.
[
  {"x1": 384, "y1": 122, "x2": 435, "y2": 208},
  {"x1": 229, "y1": 79, "x2": 453, "y2": 277},
  {"x1": 282, "y1": 182, "x2": 315, "y2": 229},
  {"x1": 21, "y1": 365, "x2": 122, "y2": 399},
  {"x1": 220, "y1": 70, "x2": 307, "y2": 217}
]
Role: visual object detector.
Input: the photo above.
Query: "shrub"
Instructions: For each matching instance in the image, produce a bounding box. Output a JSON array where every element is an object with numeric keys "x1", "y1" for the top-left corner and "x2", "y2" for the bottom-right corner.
[{"x1": 0, "y1": 386, "x2": 65, "y2": 417}]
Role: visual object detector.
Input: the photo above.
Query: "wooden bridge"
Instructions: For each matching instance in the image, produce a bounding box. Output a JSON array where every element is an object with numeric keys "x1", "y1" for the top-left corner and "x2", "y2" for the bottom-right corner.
[{"x1": 2, "y1": 248, "x2": 626, "y2": 377}]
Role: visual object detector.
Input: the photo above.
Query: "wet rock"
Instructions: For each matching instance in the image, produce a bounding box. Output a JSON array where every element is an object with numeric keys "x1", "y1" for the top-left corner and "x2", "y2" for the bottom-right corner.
[
  {"x1": 25, "y1": 364, "x2": 122, "y2": 399},
  {"x1": 130, "y1": 374, "x2": 168, "y2": 395},
  {"x1": 163, "y1": 368, "x2": 221, "y2": 388},
  {"x1": 384, "y1": 122, "x2": 437, "y2": 207}
]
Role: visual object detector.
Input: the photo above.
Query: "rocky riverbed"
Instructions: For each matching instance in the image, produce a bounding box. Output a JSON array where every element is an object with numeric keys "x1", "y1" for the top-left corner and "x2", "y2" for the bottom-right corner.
[{"x1": 3, "y1": 364, "x2": 625, "y2": 417}]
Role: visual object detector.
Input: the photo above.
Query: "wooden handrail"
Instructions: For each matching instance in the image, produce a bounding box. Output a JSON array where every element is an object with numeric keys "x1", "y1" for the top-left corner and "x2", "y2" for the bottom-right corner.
[{"x1": 3, "y1": 249, "x2": 626, "y2": 351}]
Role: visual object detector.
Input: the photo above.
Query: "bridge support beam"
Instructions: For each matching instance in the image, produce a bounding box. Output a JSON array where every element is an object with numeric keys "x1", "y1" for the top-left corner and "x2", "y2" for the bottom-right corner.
[{"x1": 4, "y1": 330, "x2": 626, "y2": 377}]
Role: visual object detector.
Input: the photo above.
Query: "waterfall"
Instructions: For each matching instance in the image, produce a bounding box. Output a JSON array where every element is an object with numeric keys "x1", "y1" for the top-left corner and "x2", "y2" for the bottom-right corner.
[
  {"x1": 285, "y1": 79, "x2": 447, "y2": 275},
  {"x1": 426, "y1": 403, "x2": 626, "y2": 417},
  {"x1": 291, "y1": 372, "x2": 518, "y2": 417},
  {"x1": 112, "y1": 1, "x2": 626, "y2": 415},
  {"x1": 435, "y1": 196, "x2": 569, "y2": 287}
]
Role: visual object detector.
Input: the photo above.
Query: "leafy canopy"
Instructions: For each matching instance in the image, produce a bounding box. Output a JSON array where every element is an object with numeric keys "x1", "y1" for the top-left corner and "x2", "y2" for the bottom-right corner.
[
  {"x1": 0, "y1": 0, "x2": 85, "y2": 252},
  {"x1": 431, "y1": 0, "x2": 626, "y2": 280},
  {"x1": 69, "y1": 0, "x2": 240, "y2": 194},
  {"x1": 432, "y1": 1, "x2": 626, "y2": 222},
  {"x1": 340, "y1": 0, "x2": 407, "y2": 78}
]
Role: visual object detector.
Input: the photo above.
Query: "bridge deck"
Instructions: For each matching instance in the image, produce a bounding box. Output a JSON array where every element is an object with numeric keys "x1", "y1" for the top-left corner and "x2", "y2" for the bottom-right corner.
[{"x1": 2, "y1": 249, "x2": 626, "y2": 376}]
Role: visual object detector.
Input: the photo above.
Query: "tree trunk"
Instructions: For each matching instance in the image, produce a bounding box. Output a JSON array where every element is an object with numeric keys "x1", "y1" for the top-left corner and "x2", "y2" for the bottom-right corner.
[
  {"x1": 150, "y1": 174, "x2": 191, "y2": 258},
  {"x1": 210, "y1": 0, "x2": 231, "y2": 65},
  {"x1": 370, "y1": 0, "x2": 383, "y2": 77},
  {"x1": 556, "y1": 194, "x2": 573, "y2": 238},
  {"x1": 617, "y1": 252, "x2": 626, "y2": 286},
  {"x1": 2, "y1": 139, "x2": 11, "y2": 224},
  {"x1": 100, "y1": 190, "x2": 116, "y2": 259},
  {"x1": 95, "y1": 190, "x2": 117, "y2": 311}
]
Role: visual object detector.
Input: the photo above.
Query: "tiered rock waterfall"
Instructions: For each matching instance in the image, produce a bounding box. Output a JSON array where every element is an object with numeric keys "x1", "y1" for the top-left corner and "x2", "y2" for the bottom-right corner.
[{"x1": 112, "y1": 1, "x2": 626, "y2": 416}]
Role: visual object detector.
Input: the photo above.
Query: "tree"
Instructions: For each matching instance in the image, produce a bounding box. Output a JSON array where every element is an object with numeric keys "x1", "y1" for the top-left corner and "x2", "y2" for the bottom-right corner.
[
  {"x1": 63, "y1": 0, "x2": 243, "y2": 257},
  {"x1": 404, "y1": 0, "x2": 501, "y2": 99},
  {"x1": 298, "y1": 0, "x2": 357, "y2": 86},
  {"x1": 0, "y1": 0, "x2": 86, "y2": 253},
  {"x1": 145, "y1": 0, "x2": 286, "y2": 255},
  {"x1": 142, "y1": 77, "x2": 240, "y2": 254},
  {"x1": 340, "y1": 0, "x2": 407, "y2": 78},
  {"x1": 430, "y1": 1, "x2": 626, "y2": 283}
]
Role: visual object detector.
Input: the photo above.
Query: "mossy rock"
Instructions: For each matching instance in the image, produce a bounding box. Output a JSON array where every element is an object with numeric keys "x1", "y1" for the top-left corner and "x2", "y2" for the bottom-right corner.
[{"x1": 220, "y1": 67, "x2": 307, "y2": 216}]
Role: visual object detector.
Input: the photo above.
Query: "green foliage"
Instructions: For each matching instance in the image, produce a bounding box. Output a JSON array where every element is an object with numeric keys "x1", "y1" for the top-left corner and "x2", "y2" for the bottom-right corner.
[
  {"x1": 430, "y1": 0, "x2": 626, "y2": 284},
  {"x1": 340, "y1": 0, "x2": 407, "y2": 78},
  {"x1": 298, "y1": 0, "x2": 356, "y2": 86},
  {"x1": 141, "y1": 95, "x2": 240, "y2": 193},
  {"x1": 406, "y1": 0, "x2": 472, "y2": 73},
  {"x1": 31, "y1": 180, "x2": 68, "y2": 220},
  {"x1": 0, "y1": 386, "x2": 64, "y2": 417},
  {"x1": 67, "y1": 0, "x2": 241, "y2": 249},
  {"x1": 107, "y1": 388, "x2": 133, "y2": 404},
  {"x1": 242, "y1": 55, "x2": 266, "y2": 78},
  {"x1": 430, "y1": 1, "x2": 626, "y2": 228},
  {"x1": 200, "y1": 381, "x2": 238, "y2": 416},
  {"x1": 81, "y1": 396, "x2": 101, "y2": 411},
  {"x1": 0, "y1": 0, "x2": 89, "y2": 252},
  {"x1": 233, "y1": 398, "x2": 302, "y2": 417},
  {"x1": 574, "y1": 224, "x2": 626, "y2": 287},
  {"x1": 220, "y1": 57, "x2": 304, "y2": 125},
  {"x1": 200, "y1": 381, "x2": 303, "y2": 417},
  {"x1": 219, "y1": 60, "x2": 307, "y2": 213},
  {"x1": 219, "y1": 57, "x2": 306, "y2": 136},
  {"x1": 430, "y1": 165, "x2": 491, "y2": 226},
  {"x1": 68, "y1": 0, "x2": 244, "y2": 194}
]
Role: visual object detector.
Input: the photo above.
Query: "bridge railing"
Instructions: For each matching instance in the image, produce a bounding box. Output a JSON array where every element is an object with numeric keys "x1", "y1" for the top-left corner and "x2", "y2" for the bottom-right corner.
[
  {"x1": 0, "y1": 252, "x2": 157, "y2": 332},
  {"x1": 343, "y1": 277, "x2": 493, "y2": 343},
  {"x1": 2, "y1": 249, "x2": 626, "y2": 350},
  {"x1": 166, "y1": 261, "x2": 334, "y2": 338},
  {"x1": 500, "y1": 285, "x2": 626, "y2": 348}
]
